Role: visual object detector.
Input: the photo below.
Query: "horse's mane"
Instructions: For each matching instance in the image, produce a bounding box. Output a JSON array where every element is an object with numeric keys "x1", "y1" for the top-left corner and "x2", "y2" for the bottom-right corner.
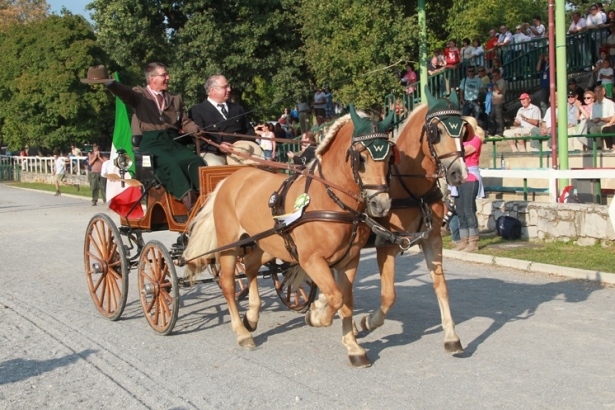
[
  {"x1": 394, "y1": 103, "x2": 427, "y2": 143},
  {"x1": 315, "y1": 111, "x2": 370, "y2": 161}
]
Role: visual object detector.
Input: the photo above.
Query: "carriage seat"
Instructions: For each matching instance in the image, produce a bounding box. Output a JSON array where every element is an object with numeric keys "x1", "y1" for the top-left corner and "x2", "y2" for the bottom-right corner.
[{"x1": 131, "y1": 134, "x2": 156, "y2": 182}]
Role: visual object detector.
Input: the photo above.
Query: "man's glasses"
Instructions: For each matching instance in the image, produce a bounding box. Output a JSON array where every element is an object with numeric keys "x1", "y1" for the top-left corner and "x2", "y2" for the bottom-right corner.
[
  {"x1": 215, "y1": 84, "x2": 231, "y2": 89},
  {"x1": 152, "y1": 73, "x2": 169, "y2": 77},
  {"x1": 584, "y1": 97, "x2": 593, "y2": 100}
]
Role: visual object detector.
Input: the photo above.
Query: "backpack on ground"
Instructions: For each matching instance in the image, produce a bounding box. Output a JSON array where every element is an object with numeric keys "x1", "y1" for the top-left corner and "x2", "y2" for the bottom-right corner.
[
  {"x1": 559, "y1": 185, "x2": 581, "y2": 203},
  {"x1": 496, "y1": 215, "x2": 522, "y2": 240}
]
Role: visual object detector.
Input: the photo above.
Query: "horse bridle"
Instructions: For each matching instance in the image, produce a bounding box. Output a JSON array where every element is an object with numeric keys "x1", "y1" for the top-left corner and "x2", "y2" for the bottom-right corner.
[
  {"x1": 423, "y1": 109, "x2": 466, "y2": 177},
  {"x1": 346, "y1": 130, "x2": 396, "y2": 202}
]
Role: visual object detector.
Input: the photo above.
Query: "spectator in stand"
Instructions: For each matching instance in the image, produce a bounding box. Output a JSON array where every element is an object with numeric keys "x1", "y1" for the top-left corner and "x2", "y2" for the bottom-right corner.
[
  {"x1": 604, "y1": 9, "x2": 615, "y2": 26},
  {"x1": 477, "y1": 65, "x2": 490, "y2": 89},
  {"x1": 273, "y1": 122, "x2": 287, "y2": 141},
  {"x1": 589, "y1": 84, "x2": 615, "y2": 149},
  {"x1": 569, "y1": 12, "x2": 587, "y2": 34},
  {"x1": 503, "y1": 92, "x2": 541, "y2": 152},
  {"x1": 567, "y1": 91, "x2": 589, "y2": 151},
  {"x1": 278, "y1": 107, "x2": 291, "y2": 126},
  {"x1": 496, "y1": 25, "x2": 513, "y2": 63},
  {"x1": 287, "y1": 131, "x2": 316, "y2": 166},
  {"x1": 588, "y1": 4, "x2": 608, "y2": 61},
  {"x1": 595, "y1": 3, "x2": 608, "y2": 24},
  {"x1": 605, "y1": 23, "x2": 615, "y2": 63},
  {"x1": 401, "y1": 63, "x2": 418, "y2": 94},
  {"x1": 537, "y1": 53, "x2": 550, "y2": 115},
  {"x1": 297, "y1": 101, "x2": 311, "y2": 133},
  {"x1": 470, "y1": 38, "x2": 485, "y2": 66},
  {"x1": 597, "y1": 58, "x2": 614, "y2": 97},
  {"x1": 528, "y1": 15, "x2": 546, "y2": 39},
  {"x1": 313, "y1": 88, "x2": 327, "y2": 119},
  {"x1": 428, "y1": 51, "x2": 447, "y2": 96},
  {"x1": 513, "y1": 24, "x2": 532, "y2": 57},
  {"x1": 568, "y1": 78, "x2": 586, "y2": 101},
  {"x1": 578, "y1": 91, "x2": 595, "y2": 150},
  {"x1": 459, "y1": 66, "x2": 483, "y2": 119},
  {"x1": 589, "y1": 49, "x2": 609, "y2": 89},
  {"x1": 444, "y1": 40, "x2": 461, "y2": 67},
  {"x1": 460, "y1": 38, "x2": 474, "y2": 67},
  {"x1": 324, "y1": 88, "x2": 333, "y2": 119},
  {"x1": 488, "y1": 68, "x2": 507, "y2": 137},
  {"x1": 487, "y1": 56, "x2": 504, "y2": 78},
  {"x1": 255, "y1": 122, "x2": 276, "y2": 160},
  {"x1": 485, "y1": 29, "x2": 499, "y2": 69}
]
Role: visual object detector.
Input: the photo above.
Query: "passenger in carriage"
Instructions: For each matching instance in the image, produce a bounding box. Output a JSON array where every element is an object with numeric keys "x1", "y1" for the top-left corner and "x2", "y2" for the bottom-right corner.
[
  {"x1": 80, "y1": 63, "x2": 205, "y2": 213},
  {"x1": 189, "y1": 74, "x2": 256, "y2": 166}
]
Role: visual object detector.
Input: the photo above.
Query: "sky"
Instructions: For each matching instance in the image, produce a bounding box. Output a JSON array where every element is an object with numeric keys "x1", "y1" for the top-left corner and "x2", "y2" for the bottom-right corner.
[{"x1": 47, "y1": 0, "x2": 92, "y2": 20}]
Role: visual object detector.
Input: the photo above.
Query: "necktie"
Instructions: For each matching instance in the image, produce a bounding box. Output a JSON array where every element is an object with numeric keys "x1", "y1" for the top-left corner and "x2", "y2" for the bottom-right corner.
[
  {"x1": 218, "y1": 104, "x2": 228, "y2": 117},
  {"x1": 156, "y1": 93, "x2": 164, "y2": 107}
]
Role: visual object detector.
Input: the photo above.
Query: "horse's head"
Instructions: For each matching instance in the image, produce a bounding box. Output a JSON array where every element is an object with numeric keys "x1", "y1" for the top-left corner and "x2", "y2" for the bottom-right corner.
[
  {"x1": 422, "y1": 86, "x2": 469, "y2": 186},
  {"x1": 346, "y1": 105, "x2": 395, "y2": 217},
  {"x1": 316, "y1": 107, "x2": 394, "y2": 217}
]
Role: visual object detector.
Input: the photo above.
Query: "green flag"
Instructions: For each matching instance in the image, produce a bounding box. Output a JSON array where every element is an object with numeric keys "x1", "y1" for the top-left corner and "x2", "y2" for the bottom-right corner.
[{"x1": 111, "y1": 72, "x2": 135, "y2": 174}]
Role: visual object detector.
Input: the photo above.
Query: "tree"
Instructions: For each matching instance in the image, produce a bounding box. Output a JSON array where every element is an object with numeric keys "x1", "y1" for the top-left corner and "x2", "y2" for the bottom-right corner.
[
  {"x1": 298, "y1": 0, "x2": 416, "y2": 110},
  {"x1": 0, "y1": 0, "x2": 49, "y2": 32},
  {"x1": 0, "y1": 13, "x2": 115, "y2": 151}
]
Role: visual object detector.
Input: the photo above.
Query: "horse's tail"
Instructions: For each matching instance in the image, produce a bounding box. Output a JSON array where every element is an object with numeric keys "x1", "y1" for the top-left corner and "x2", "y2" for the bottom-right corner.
[{"x1": 183, "y1": 180, "x2": 225, "y2": 281}]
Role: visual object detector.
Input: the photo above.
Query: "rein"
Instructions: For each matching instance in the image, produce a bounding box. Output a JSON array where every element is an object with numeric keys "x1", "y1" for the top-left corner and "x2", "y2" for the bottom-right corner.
[{"x1": 195, "y1": 135, "x2": 363, "y2": 202}]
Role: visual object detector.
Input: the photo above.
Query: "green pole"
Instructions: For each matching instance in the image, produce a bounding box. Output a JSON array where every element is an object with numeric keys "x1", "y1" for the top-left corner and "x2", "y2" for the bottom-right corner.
[
  {"x1": 555, "y1": 0, "x2": 569, "y2": 186},
  {"x1": 418, "y1": 0, "x2": 427, "y2": 104}
]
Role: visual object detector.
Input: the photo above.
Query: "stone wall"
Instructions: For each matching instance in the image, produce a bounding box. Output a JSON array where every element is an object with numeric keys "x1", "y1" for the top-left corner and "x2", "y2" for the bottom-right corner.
[
  {"x1": 19, "y1": 171, "x2": 87, "y2": 185},
  {"x1": 476, "y1": 199, "x2": 615, "y2": 246}
]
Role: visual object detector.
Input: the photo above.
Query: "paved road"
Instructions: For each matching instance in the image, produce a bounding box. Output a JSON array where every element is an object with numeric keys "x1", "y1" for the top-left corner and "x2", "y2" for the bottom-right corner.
[{"x1": 1, "y1": 183, "x2": 614, "y2": 409}]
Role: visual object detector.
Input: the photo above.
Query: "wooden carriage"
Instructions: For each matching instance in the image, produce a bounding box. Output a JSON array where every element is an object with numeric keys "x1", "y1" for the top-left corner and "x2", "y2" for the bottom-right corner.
[{"x1": 83, "y1": 159, "x2": 317, "y2": 335}]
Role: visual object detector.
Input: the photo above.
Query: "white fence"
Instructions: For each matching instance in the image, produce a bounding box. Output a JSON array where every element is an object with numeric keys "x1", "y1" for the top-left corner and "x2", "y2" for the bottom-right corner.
[{"x1": 0, "y1": 155, "x2": 88, "y2": 175}]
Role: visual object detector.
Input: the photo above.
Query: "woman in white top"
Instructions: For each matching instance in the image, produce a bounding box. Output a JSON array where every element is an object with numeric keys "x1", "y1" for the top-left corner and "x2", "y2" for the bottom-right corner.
[
  {"x1": 256, "y1": 123, "x2": 277, "y2": 160},
  {"x1": 460, "y1": 38, "x2": 474, "y2": 61}
]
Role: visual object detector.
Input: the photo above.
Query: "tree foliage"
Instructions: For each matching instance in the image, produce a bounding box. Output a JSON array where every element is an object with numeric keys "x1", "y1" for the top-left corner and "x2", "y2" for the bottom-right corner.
[
  {"x1": 0, "y1": 13, "x2": 115, "y2": 151},
  {"x1": 0, "y1": 0, "x2": 49, "y2": 32}
]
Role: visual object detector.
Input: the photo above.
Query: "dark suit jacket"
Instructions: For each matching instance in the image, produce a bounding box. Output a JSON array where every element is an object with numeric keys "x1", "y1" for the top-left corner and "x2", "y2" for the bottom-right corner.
[{"x1": 189, "y1": 100, "x2": 251, "y2": 153}]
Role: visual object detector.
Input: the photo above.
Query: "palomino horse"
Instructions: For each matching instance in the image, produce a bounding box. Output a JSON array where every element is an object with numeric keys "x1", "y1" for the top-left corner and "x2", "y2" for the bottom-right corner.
[
  {"x1": 183, "y1": 107, "x2": 394, "y2": 367},
  {"x1": 360, "y1": 89, "x2": 470, "y2": 354}
]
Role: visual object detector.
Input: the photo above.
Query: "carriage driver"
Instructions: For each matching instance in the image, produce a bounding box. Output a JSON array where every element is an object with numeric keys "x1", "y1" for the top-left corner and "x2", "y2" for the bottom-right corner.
[{"x1": 81, "y1": 63, "x2": 206, "y2": 213}]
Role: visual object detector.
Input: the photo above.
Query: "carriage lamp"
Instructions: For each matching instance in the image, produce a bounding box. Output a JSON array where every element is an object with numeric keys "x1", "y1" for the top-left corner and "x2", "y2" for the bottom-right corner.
[{"x1": 114, "y1": 149, "x2": 133, "y2": 170}]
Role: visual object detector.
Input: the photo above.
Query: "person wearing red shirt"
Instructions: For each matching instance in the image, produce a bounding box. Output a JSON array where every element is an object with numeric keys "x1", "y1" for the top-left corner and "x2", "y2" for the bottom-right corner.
[
  {"x1": 485, "y1": 29, "x2": 499, "y2": 68},
  {"x1": 444, "y1": 40, "x2": 460, "y2": 66}
]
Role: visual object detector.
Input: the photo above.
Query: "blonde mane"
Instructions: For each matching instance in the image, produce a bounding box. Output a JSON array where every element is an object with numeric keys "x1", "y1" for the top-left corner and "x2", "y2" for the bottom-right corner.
[
  {"x1": 394, "y1": 103, "x2": 427, "y2": 143},
  {"x1": 315, "y1": 111, "x2": 370, "y2": 160}
]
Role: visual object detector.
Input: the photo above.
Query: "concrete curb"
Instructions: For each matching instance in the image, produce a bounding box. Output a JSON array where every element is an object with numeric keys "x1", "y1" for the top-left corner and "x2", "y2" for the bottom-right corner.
[
  {"x1": 442, "y1": 249, "x2": 615, "y2": 285},
  {"x1": 6, "y1": 185, "x2": 90, "y2": 201},
  {"x1": 403, "y1": 247, "x2": 615, "y2": 285}
]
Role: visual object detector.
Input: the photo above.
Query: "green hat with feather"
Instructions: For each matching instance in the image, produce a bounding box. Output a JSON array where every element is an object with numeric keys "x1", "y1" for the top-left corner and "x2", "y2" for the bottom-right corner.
[{"x1": 349, "y1": 105, "x2": 394, "y2": 161}]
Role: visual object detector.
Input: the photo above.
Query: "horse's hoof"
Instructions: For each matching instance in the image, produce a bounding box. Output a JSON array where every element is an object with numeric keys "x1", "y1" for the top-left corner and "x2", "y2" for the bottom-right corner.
[
  {"x1": 444, "y1": 340, "x2": 464, "y2": 354},
  {"x1": 242, "y1": 314, "x2": 257, "y2": 332},
  {"x1": 348, "y1": 354, "x2": 372, "y2": 368},
  {"x1": 305, "y1": 311, "x2": 314, "y2": 327},
  {"x1": 238, "y1": 336, "x2": 256, "y2": 349},
  {"x1": 360, "y1": 315, "x2": 372, "y2": 332}
]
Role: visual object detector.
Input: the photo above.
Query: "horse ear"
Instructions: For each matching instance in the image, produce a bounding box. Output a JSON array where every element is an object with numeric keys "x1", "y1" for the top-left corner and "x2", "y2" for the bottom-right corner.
[
  {"x1": 449, "y1": 90, "x2": 460, "y2": 109},
  {"x1": 379, "y1": 109, "x2": 395, "y2": 132},
  {"x1": 424, "y1": 85, "x2": 437, "y2": 109},
  {"x1": 349, "y1": 104, "x2": 361, "y2": 125}
]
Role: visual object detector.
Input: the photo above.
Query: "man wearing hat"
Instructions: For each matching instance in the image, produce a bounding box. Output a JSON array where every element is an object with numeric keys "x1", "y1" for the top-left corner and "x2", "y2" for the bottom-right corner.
[
  {"x1": 189, "y1": 74, "x2": 256, "y2": 165},
  {"x1": 503, "y1": 92, "x2": 541, "y2": 152},
  {"x1": 81, "y1": 63, "x2": 205, "y2": 213}
]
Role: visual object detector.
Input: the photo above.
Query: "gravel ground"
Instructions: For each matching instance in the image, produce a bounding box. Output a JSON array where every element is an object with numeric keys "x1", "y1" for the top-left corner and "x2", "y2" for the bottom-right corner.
[{"x1": 1, "y1": 183, "x2": 614, "y2": 409}]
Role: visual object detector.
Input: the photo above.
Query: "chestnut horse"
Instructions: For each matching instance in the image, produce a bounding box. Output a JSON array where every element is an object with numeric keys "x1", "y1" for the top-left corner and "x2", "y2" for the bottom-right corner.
[
  {"x1": 360, "y1": 89, "x2": 470, "y2": 354},
  {"x1": 184, "y1": 107, "x2": 394, "y2": 367}
]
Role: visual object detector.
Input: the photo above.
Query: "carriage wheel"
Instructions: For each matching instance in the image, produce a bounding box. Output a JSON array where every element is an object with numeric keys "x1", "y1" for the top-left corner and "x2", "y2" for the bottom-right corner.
[
  {"x1": 138, "y1": 241, "x2": 179, "y2": 335},
  {"x1": 208, "y1": 261, "x2": 249, "y2": 300},
  {"x1": 84, "y1": 213, "x2": 129, "y2": 321},
  {"x1": 271, "y1": 267, "x2": 318, "y2": 313}
]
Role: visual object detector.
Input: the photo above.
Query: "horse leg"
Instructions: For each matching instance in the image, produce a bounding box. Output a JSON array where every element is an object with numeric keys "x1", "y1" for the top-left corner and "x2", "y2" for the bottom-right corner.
[
  {"x1": 303, "y1": 258, "x2": 343, "y2": 328},
  {"x1": 240, "y1": 248, "x2": 266, "y2": 332},
  {"x1": 360, "y1": 245, "x2": 398, "y2": 332},
  {"x1": 421, "y1": 235, "x2": 463, "y2": 354},
  {"x1": 219, "y1": 250, "x2": 255, "y2": 348},
  {"x1": 338, "y1": 258, "x2": 371, "y2": 368}
]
